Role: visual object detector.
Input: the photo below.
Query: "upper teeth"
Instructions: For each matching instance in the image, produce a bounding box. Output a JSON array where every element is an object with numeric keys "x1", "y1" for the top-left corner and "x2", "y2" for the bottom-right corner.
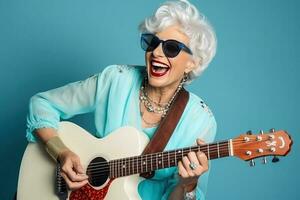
[{"x1": 152, "y1": 61, "x2": 168, "y2": 68}]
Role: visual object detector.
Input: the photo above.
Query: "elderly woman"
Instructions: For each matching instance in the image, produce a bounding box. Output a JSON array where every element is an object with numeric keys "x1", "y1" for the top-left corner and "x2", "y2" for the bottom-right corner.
[{"x1": 26, "y1": 0, "x2": 217, "y2": 199}]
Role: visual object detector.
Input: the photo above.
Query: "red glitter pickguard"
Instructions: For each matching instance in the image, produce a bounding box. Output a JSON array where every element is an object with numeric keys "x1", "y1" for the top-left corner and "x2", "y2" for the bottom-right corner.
[{"x1": 70, "y1": 179, "x2": 114, "y2": 200}]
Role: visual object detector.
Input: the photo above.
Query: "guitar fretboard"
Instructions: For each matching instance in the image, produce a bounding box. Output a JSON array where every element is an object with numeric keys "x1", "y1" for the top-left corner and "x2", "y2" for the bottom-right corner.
[{"x1": 108, "y1": 140, "x2": 231, "y2": 178}]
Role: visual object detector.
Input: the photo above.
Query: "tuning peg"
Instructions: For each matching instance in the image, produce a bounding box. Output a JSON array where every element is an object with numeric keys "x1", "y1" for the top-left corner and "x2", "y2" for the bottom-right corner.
[
  {"x1": 259, "y1": 130, "x2": 264, "y2": 134},
  {"x1": 262, "y1": 157, "x2": 267, "y2": 164},
  {"x1": 272, "y1": 156, "x2": 280, "y2": 163},
  {"x1": 247, "y1": 130, "x2": 252, "y2": 135},
  {"x1": 269, "y1": 128, "x2": 275, "y2": 133},
  {"x1": 249, "y1": 159, "x2": 255, "y2": 167}
]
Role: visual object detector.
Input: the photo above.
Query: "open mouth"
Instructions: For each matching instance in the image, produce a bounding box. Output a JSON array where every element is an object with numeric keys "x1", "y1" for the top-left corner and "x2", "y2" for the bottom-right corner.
[{"x1": 150, "y1": 60, "x2": 170, "y2": 77}]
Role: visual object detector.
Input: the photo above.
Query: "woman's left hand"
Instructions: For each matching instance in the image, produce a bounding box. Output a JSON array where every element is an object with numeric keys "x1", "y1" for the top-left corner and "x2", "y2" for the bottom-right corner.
[{"x1": 177, "y1": 139, "x2": 208, "y2": 186}]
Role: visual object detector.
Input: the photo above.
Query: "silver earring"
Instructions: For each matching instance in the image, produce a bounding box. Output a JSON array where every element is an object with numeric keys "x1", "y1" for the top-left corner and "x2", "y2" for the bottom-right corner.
[{"x1": 183, "y1": 73, "x2": 188, "y2": 83}]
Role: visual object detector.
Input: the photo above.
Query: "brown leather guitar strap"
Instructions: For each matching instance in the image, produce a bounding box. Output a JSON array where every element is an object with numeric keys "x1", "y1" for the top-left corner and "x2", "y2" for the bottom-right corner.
[{"x1": 140, "y1": 88, "x2": 189, "y2": 179}]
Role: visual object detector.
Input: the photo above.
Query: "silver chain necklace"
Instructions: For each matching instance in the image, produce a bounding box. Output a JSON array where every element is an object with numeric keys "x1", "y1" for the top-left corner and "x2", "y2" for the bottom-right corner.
[
  {"x1": 139, "y1": 78, "x2": 184, "y2": 118},
  {"x1": 139, "y1": 103, "x2": 162, "y2": 127}
]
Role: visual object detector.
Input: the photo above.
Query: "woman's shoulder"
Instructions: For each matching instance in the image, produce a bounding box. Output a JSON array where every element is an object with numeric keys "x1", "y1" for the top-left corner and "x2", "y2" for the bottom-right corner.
[
  {"x1": 181, "y1": 91, "x2": 217, "y2": 143},
  {"x1": 166, "y1": 91, "x2": 217, "y2": 149},
  {"x1": 187, "y1": 91, "x2": 215, "y2": 120},
  {"x1": 185, "y1": 91, "x2": 217, "y2": 137},
  {"x1": 98, "y1": 64, "x2": 146, "y2": 78},
  {"x1": 91, "y1": 64, "x2": 145, "y2": 99},
  {"x1": 91, "y1": 64, "x2": 146, "y2": 89}
]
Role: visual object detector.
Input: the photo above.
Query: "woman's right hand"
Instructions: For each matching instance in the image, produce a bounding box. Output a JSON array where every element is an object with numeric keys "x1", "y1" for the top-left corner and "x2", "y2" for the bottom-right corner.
[{"x1": 58, "y1": 150, "x2": 89, "y2": 190}]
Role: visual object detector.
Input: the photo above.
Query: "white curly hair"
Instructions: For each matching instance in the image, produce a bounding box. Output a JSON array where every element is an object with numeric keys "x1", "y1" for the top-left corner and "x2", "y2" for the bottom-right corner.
[{"x1": 139, "y1": 0, "x2": 217, "y2": 83}]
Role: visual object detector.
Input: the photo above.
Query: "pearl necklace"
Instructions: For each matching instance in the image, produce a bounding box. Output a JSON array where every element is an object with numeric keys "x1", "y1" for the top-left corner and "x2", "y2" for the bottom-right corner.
[
  {"x1": 139, "y1": 78, "x2": 184, "y2": 118},
  {"x1": 139, "y1": 103, "x2": 161, "y2": 127}
]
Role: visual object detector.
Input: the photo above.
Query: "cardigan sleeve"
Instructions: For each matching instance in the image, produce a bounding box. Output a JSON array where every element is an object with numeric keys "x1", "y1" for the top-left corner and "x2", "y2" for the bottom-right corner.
[{"x1": 26, "y1": 65, "x2": 118, "y2": 142}]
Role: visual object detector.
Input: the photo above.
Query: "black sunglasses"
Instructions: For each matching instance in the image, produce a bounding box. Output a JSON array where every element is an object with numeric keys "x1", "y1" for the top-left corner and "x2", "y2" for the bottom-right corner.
[{"x1": 141, "y1": 33, "x2": 193, "y2": 58}]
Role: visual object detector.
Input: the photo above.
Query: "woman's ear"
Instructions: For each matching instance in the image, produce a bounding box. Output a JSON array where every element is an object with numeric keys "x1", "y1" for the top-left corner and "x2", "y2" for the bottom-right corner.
[{"x1": 184, "y1": 59, "x2": 199, "y2": 74}]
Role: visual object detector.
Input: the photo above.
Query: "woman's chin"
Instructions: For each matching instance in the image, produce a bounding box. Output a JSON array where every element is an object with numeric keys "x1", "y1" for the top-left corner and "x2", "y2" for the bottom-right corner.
[{"x1": 147, "y1": 77, "x2": 169, "y2": 89}]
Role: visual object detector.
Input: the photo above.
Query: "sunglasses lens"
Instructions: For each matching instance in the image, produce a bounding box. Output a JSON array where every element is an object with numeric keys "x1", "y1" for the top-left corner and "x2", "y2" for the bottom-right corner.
[
  {"x1": 141, "y1": 34, "x2": 160, "y2": 52},
  {"x1": 141, "y1": 34, "x2": 191, "y2": 58},
  {"x1": 163, "y1": 41, "x2": 181, "y2": 58}
]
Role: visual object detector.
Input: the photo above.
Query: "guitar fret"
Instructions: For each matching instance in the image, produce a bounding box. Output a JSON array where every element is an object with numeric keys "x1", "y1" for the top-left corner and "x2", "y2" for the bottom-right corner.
[
  {"x1": 156, "y1": 153, "x2": 158, "y2": 170},
  {"x1": 141, "y1": 156, "x2": 144, "y2": 172},
  {"x1": 138, "y1": 157, "x2": 139, "y2": 174},
  {"x1": 134, "y1": 157, "x2": 136, "y2": 174},
  {"x1": 115, "y1": 160, "x2": 117, "y2": 177},
  {"x1": 118, "y1": 159, "x2": 120, "y2": 177},
  {"x1": 140, "y1": 157, "x2": 142, "y2": 173},
  {"x1": 129, "y1": 157, "x2": 134, "y2": 174},
  {"x1": 122, "y1": 159, "x2": 124, "y2": 177},
  {"x1": 109, "y1": 161, "x2": 112, "y2": 178},
  {"x1": 123, "y1": 159, "x2": 126, "y2": 176},
  {"x1": 118, "y1": 159, "x2": 122, "y2": 176},
  {"x1": 145, "y1": 154, "x2": 147, "y2": 173},
  {"x1": 132, "y1": 158, "x2": 134, "y2": 176},
  {"x1": 126, "y1": 159, "x2": 128, "y2": 176},
  {"x1": 128, "y1": 157, "x2": 131, "y2": 176},
  {"x1": 217, "y1": 142, "x2": 220, "y2": 158},
  {"x1": 142, "y1": 156, "x2": 145, "y2": 173},
  {"x1": 137, "y1": 156, "x2": 139, "y2": 174},
  {"x1": 114, "y1": 160, "x2": 117, "y2": 178},
  {"x1": 151, "y1": 154, "x2": 153, "y2": 171},
  {"x1": 181, "y1": 148, "x2": 183, "y2": 160},
  {"x1": 131, "y1": 157, "x2": 133, "y2": 175},
  {"x1": 124, "y1": 159, "x2": 127, "y2": 176},
  {"x1": 144, "y1": 156, "x2": 147, "y2": 172},
  {"x1": 132, "y1": 157, "x2": 138, "y2": 173},
  {"x1": 207, "y1": 144, "x2": 210, "y2": 160},
  {"x1": 123, "y1": 159, "x2": 125, "y2": 177},
  {"x1": 138, "y1": 156, "x2": 140, "y2": 174},
  {"x1": 168, "y1": 151, "x2": 170, "y2": 168},
  {"x1": 124, "y1": 158, "x2": 127, "y2": 176},
  {"x1": 126, "y1": 159, "x2": 129, "y2": 175},
  {"x1": 121, "y1": 158, "x2": 124, "y2": 176},
  {"x1": 117, "y1": 160, "x2": 119, "y2": 177},
  {"x1": 111, "y1": 161, "x2": 114, "y2": 178}
]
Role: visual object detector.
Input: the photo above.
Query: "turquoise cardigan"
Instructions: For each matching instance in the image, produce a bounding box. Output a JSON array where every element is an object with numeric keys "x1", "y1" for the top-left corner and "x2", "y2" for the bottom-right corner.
[{"x1": 26, "y1": 64, "x2": 217, "y2": 200}]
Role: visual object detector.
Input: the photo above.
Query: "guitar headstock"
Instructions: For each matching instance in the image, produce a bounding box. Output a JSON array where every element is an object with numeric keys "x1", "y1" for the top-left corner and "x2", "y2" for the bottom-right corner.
[{"x1": 233, "y1": 129, "x2": 292, "y2": 166}]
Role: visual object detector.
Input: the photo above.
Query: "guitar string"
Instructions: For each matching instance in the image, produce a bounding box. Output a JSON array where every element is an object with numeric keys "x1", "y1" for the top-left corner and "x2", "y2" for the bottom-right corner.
[
  {"x1": 57, "y1": 138, "x2": 279, "y2": 182},
  {"x1": 86, "y1": 139, "x2": 262, "y2": 168},
  {"x1": 85, "y1": 138, "x2": 268, "y2": 168},
  {"x1": 58, "y1": 150, "x2": 271, "y2": 181},
  {"x1": 86, "y1": 150, "x2": 271, "y2": 177},
  {"x1": 85, "y1": 143, "x2": 230, "y2": 168},
  {"x1": 81, "y1": 149, "x2": 231, "y2": 179},
  {"x1": 83, "y1": 141, "x2": 268, "y2": 171},
  {"x1": 57, "y1": 146, "x2": 231, "y2": 181},
  {"x1": 57, "y1": 140, "x2": 272, "y2": 179},
  {"x1": 73, "y1": 146, "x2": 234, "y2": 177},
  {"x1": 87, "y1": 137, "x2": 270, "y2": 167}
]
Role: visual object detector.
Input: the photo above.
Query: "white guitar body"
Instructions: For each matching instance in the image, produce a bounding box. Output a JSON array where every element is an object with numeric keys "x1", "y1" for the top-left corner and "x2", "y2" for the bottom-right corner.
[{"x1": 17, "y1": 121, "x2": 149, "y2": 200}]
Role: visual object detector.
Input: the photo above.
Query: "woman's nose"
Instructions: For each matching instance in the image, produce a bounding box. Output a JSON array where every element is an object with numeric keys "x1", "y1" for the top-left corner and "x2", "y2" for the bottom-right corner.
[{"x1": 152, "y1": 42, "x2": 164, "y2": 57}]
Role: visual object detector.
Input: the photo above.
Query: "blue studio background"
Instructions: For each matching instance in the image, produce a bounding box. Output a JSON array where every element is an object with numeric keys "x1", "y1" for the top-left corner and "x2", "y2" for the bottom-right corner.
[{"x1": 0, "y1": 0, "x2": 299, "y2": 199}]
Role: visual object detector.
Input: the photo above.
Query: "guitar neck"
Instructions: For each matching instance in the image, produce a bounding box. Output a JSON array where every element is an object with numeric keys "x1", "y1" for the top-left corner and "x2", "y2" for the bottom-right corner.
[{"x1": 109, "y1": 140, "x2": 232, "y2": 178}]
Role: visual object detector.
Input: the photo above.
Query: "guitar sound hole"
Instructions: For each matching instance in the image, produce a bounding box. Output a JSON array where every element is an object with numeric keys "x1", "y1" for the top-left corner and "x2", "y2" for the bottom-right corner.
[{"x1": 87, "y1": 157, "x2": 109, "y2": 187}]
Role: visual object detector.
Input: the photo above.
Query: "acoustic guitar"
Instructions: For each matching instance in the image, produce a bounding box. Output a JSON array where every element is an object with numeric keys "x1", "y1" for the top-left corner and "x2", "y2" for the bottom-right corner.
[{"x1": 17, "y1": 121, "x2": 292, "y2": 200}]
